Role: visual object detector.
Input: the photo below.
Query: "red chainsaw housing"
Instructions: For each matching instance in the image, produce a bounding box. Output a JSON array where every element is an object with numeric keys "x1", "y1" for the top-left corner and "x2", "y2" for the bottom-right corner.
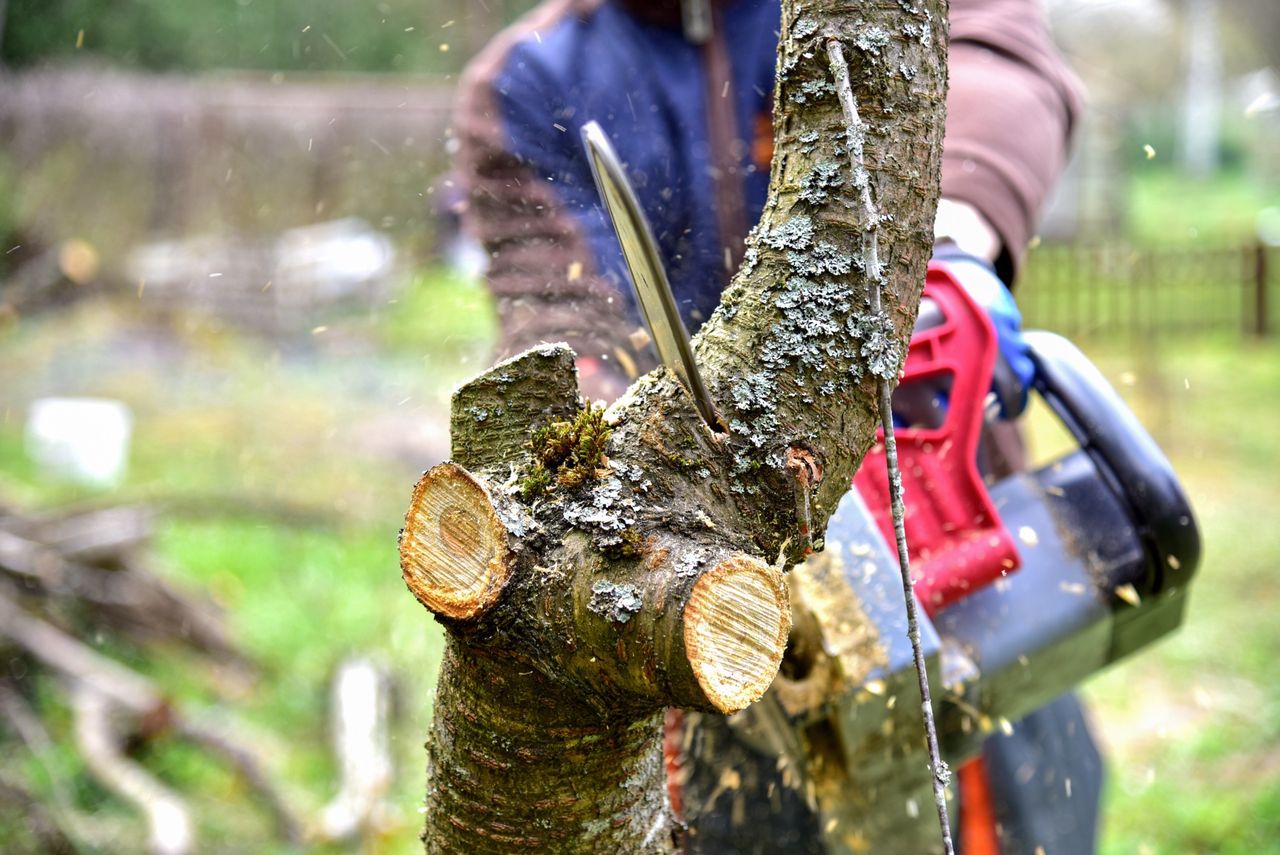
[{"x1": 852, "y1": 263, "x2": 1021, "y2": 616}]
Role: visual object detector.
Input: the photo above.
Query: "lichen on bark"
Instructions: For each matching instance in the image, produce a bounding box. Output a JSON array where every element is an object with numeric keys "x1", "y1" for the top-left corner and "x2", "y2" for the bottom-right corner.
[{"x1": 695, "y1": 0, "x2": 948, "y2": 564}]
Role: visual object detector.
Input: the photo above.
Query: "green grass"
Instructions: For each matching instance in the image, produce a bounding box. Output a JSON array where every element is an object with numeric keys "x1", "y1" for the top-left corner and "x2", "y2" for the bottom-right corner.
[
  {"x1": 0, "y1": 269, "x2": 493, "y2": 851},
  {"x1": 145, "y1": 518, "x2": 446, "y2": 851},
  {"x1": 1046, "y1": 338, "x2": 1280, "y2": 855},
  {"x1": 1127, "y1": 167, "x2": 1276, "y2": 248},
  {"x1": 377, "y1": 267, "x2": 496, "y2": 359}
]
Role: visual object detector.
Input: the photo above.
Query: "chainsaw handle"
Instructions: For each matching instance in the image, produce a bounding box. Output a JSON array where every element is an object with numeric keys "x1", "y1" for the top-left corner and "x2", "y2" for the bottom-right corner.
[{"x1": 1023, "y1": 331, "x2": 1201, "y2": 593}]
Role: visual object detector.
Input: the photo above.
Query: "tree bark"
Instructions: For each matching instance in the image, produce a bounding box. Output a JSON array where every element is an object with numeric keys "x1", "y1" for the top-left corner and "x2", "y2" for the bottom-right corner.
[{"x1": 402, "y1": 1, "x2": 949, "y2": 851}]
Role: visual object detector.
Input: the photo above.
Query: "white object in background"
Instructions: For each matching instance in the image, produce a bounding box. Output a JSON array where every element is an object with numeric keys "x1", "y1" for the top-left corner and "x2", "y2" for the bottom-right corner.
[
  {"x1": 318, "y1": 657, "x2": 395, "y2": 843},
  {"x1": 25, "y1": 398, "x2": 133, "y2": 488}
]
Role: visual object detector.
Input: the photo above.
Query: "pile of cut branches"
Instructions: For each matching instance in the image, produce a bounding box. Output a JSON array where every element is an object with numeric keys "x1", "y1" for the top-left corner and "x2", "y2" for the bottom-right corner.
[
  {"x1": 0, "y1": 503, "x2": 247, "y2": 662},
  {"x1": 0, "y1": 501, "x2": 300, "y2": 853}
]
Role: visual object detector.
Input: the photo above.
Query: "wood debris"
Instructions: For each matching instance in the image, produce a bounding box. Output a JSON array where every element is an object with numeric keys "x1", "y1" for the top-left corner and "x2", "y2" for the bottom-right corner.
[{"x1": 0, "y1": 500, "x2": 300, "y2": 851}]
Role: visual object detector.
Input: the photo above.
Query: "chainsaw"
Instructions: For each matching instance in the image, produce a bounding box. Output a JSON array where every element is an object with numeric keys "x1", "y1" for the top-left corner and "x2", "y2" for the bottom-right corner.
[{"x1": 582, "y1": 122, "x2": 1202, "y2": 852}]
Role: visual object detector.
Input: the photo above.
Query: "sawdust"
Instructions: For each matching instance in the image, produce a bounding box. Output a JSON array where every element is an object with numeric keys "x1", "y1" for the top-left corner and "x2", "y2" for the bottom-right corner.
[{"x1": 770, "y1": 542, "x2": 888, "y2": 717}]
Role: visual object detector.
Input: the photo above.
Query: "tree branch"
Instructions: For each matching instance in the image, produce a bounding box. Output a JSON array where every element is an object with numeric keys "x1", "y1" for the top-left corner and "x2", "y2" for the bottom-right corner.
[{"x1": 71, "y1": 685, "x2": 194, "y2": 855}]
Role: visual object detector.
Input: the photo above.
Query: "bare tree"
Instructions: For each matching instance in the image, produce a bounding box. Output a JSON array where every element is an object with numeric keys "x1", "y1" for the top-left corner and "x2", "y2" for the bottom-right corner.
[{"x1": 400, "y1": 0, "x2": 949, "y2": 850}]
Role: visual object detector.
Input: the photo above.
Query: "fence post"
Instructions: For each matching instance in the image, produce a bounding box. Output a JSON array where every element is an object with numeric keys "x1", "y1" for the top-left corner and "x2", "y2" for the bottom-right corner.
[{"x1": 1252, "y1": 242, "x2": 1269, "y2": 338}]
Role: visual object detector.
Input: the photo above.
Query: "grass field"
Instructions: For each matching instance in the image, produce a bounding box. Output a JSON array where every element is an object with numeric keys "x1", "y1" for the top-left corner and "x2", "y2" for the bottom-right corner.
[
  {"x1": 1126, "y1": 168, "x2": 1277, "y2": 248},
  {"x1": 0, "y1": 271, "x2": 496, "y2": 853},
  {"x1": 1, "y1": 246, "x2": 1277, "y2": 851},
  {"x1": 1060, "y1": 337, "x2": 1280, "y2": 855}
]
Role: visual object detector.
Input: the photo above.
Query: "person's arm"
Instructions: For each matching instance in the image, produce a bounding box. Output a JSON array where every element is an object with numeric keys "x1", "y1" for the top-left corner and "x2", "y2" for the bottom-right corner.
[
  {"x1": 940, "y1": 0, "x2": 1084, "y2": 285},
  {"x1": 454, "y1": 41, "x2": 639, "y2": 402}
]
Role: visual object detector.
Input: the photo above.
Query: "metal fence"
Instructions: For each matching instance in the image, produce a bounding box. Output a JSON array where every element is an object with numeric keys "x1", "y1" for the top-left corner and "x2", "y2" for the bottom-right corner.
[{"x1": 1018, "y1": 242, "x2": 1272, "y2": 340}]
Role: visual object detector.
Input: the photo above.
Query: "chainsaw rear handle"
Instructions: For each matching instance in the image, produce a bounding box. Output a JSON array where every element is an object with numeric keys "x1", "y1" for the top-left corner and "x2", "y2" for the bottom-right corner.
[{"x1": 1024, "y1": 331, "x2": 1201, "y2": 593}]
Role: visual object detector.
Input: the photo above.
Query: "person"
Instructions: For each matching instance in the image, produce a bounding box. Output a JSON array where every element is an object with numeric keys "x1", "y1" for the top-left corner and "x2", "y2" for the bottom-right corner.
[{"x1": 452, "y1": 1, "x2": 1100, "y2": 852}]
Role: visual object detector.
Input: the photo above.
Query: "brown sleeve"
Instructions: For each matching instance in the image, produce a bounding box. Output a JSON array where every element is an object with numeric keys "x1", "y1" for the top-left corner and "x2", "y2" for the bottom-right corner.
[
  {"x1": 941, "y1": 0, "x2": 1085, "y2": 279},
  {"x1": 452, "y1": 3, "x2": 635, "y2": 373}
]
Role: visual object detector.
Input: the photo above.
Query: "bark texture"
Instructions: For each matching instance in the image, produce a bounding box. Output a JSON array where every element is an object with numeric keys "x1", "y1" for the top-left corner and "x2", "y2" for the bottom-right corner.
[{"x1": 403, "y1": 1, "x2": 949, "y2": 851}]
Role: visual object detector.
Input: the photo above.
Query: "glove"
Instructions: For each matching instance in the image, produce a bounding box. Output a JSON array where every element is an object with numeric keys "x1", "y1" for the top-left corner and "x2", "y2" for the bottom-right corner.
[{"x1": 930, "y1": 243, "x2": 1035, "y2": 419}]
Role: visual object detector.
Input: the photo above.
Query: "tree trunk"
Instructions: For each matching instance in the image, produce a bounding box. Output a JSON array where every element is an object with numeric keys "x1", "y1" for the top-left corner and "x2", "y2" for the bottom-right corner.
[{"x1": 401, "y1": 1, "x2": 949, "y2": 851}]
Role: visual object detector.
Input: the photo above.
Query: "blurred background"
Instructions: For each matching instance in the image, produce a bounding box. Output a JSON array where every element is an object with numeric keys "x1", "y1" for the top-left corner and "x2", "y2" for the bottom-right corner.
[{"x1": 0, "y1": 0, "x2": 1276, "y2": 852}]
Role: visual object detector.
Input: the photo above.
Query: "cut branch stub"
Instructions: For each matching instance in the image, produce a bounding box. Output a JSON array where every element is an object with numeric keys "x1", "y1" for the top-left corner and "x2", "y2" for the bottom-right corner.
[
  {"x1": 683, "y1": 554, "x2": 791, "y2": 713},
  {"x1": 399, "y1": 463, "x2": 514, "y2": 621},
  {"x1": 400, "y1": 456, "x2": 792, "y2": 714},
  {"x1": 564, "y1": 539, "x2": 792, "y2": 715},
  {"x1": 450, "y1": 343, "x2": 581, "y2": 472}
]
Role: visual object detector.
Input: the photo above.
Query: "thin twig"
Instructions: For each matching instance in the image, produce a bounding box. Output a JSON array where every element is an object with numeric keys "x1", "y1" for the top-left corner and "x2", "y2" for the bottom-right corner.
[
  {"x1": 71, "y1": 686, "x2": 193, "y2": 855},
  {"x1": 875, "y1": 383, "x2": 955, "y2": 844},
  {"x1": 71, "y1": 684, "x2": 194, "y2": 855},
  {"x1": 827, "y1": 36, "x2": 955, "y2": 854},
  {"x1": 178, "y1": 716, "x2": 303, "y2": 843},
  {"x1": 0, "y1": 593, "x2": 159, "y2": 712},
  {"x1": 826, "y1": 40, "x2": 882, "y2": 290},
  {"x1": 0, "y1": 521, "x2": 249, "y2": 667},
  {"x1": 22, "y1": 505, "x2": 154, "y2": 562}
]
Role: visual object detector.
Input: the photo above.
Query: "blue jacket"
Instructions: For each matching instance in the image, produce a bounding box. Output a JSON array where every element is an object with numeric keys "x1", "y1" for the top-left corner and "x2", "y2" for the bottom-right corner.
[
  {"x1": 456, "y1": 0, "x2": 780, "y2": 367},
  {"x1": 455, "y1": 0, "x2": 1044, "y2": 403}
]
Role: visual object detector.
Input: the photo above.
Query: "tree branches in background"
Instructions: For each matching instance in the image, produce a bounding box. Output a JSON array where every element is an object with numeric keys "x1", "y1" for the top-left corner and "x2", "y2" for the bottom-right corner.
[{"x1": 0, "y1": 501, "x2": 397, "y2": 851}]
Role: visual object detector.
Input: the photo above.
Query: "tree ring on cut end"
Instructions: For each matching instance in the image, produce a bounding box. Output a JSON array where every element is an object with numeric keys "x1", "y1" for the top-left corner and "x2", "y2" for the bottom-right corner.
[
  {"x1": 439, "y1": 507, "x2": 482, "y2": 556},
  {"x1": 683, "y1": 555, "x2": 791, "y2": 713},
  {"x1": 400, "y1": 463, "x2": 511, "y2": 620}
]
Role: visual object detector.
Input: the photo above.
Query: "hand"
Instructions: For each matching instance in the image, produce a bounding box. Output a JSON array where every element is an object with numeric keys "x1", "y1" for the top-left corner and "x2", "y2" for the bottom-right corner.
[{"x1": 931, "y1": 244, "x2": 1035, "y2": 419}]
